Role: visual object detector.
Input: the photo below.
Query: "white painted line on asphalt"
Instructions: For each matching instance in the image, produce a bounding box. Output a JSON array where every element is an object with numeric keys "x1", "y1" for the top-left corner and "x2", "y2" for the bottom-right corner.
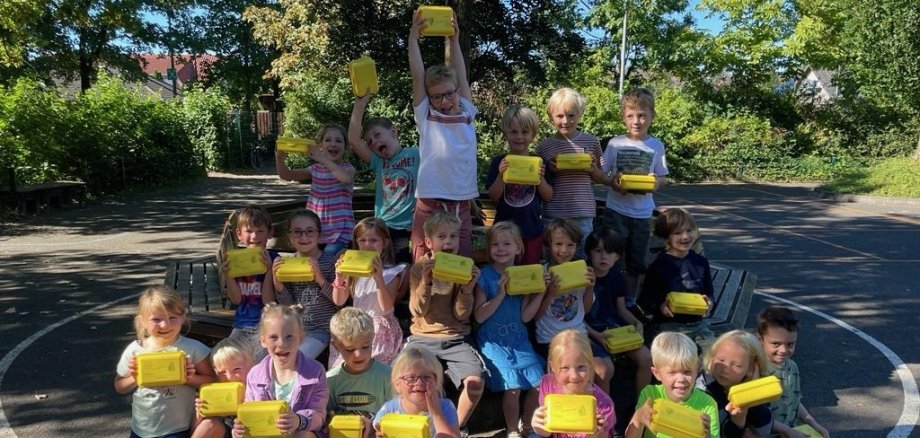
[
  {"x1": 0, "y1": 233, "x2": 128, "y2": 247},
  {"x1": 757, "y1": 291, "x2": 919, "y2": 438},
  {"x1": 0, "y1": 292, "x2": 140, "y2": 438}
]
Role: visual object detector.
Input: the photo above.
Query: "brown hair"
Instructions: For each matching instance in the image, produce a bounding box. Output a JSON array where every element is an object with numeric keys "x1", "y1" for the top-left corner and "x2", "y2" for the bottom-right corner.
[
  {"x1": 544, "y1": 218, "x2": 582, "y2": 247},
  {"x1": 757, "y1": 306, "x2": 799, "y2": 336},
  {"x1": 353, "y1": 217, "x2": 395, "y2": 265},
  {"x1": 621, "y1": 87, "x2": 656, "y2": 114},
  {"x1": 237, "y1": 205, "x2": 272, "y2": 231},
  {"x1": 424, "y1": 65, "x2": 458, "y2": 90},
  {"x1": 653, "y1": 208, "x2": 697, "y2": 240}
]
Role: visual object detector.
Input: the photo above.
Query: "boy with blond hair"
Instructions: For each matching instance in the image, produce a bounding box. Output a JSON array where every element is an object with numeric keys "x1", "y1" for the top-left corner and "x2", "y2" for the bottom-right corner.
[
  {"x1": 626, "y1": 332, "x2": 719, "y2": 438},
  {"x1": 407, "y1": 211, "x2": 484, "y2": 431},
  {"x1": 326, "y1": 307, "x2": 392, "y2": 438},
  {"x1": 601, "y1": 88, "x2": 669, "y2": 303},
  {"x1": 193, "y1": 337, "x2": 256, "y2": 438},
  {"x1": 408, "y1": 8, "x2": 479, "y2": 261},
  {"x1": 536, "y1": 87, "x2": 607, "y2": 257}
]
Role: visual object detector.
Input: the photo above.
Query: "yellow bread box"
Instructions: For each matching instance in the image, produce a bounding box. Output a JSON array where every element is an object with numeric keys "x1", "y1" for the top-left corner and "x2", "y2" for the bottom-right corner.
[
  {"x1": 136, "y1": 350, "x2": 186, "y2": 387},
  {"x1": 237, "y1": 400, "x2": 289, "y2": 437},
  {"x1": 666, "y1": 292, "x2": 708, "y2": 316},
  {"x1": 226, "y1": 247, "x2": 267, "y2": 278},
  {"x1": 337, "y1": 250, "x2": 378, "y2": 277},
  {"x1": 502, "y1": 155, "x2": 543, "y2": 185},
  {"x1": 418, "y1": 6, "x2": 454, "y2": 36},
  {"x1": 199, "y1": 381, "x2": 244, "y2": 417},
  {"x1": 432, "y1": 252, "x2": 474, "y2": 284},
  {"x1": 276, "y1": 137, "x2": 315, "y2": 155},
  {"x1": 793, "y1": 424, "x2": 822, "y2": 437},
  {"x1": 348, "y1": 55, "x2": 379, "y2": 97},
  {"x1": 275, "y1": 257, "x2": 315, "y2": 282},
  {"x1": 329, "y1": 415, "x2": 364, "y2": 438},
  {"x1": 548, "y1": 259, "x2": 588, "y2": 292},
  {"x1": 543, "y1": 394, "x2": 597, "y2": 434},
  {"x1": 379, "y1": 413, "x2": 430, "y2": 438},
  {"x1": 555, "y1": 153, "x2": 593, "y2": 170},
  {"x1": 649, "y1": 398, "x2": 706, "y2": 438},
  {"x1": 603, "y1": 325, "x2": 644, "y2": 354},
  {"x1": 506, "y1": 264, "x2": 546, "y2": 295},
  {"x1": 728, "y1": 375, "x2": 783, "y2": 409},
  {"x1": 618, "y1": 174, "x2": 656, "y2": 192}
]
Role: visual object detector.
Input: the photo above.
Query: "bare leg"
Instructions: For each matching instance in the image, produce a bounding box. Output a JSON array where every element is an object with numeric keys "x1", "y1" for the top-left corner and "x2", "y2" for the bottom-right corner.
[
  {"x1": 627, "y1": 346, "x2": 653, "y2": 396},
  {"x1": 191, "y1": 418, "x2": 227, "y2": 438},
  {"x1": 521, "y1": 389, "x2": 539, "y2": 435},
  {"x1": 456, "y1": 375, "x2": 485, "y2": 428},
  {"x1": 593, "y1": 356, "x2": 615, "y2": 395},
  {"x1": 502, "y1": 389, "x2": 522, "y2": 434}
]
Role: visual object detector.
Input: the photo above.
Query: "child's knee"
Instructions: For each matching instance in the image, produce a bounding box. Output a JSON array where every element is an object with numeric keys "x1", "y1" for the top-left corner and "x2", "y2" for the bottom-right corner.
[
  {"x1": 594, "y1": 357, "x2": 615, "y2": 381},
  {"x1": 464, "y1": 375, "x2": 485, "y2": 395}
]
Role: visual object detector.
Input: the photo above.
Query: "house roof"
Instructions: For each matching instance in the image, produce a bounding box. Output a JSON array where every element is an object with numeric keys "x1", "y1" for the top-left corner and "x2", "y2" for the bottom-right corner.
[
  {"x1": 136, "y1": 53, "x2": 217, "y2": 84},
  {"x1": 800, "y1": 67, "x2": 839, "y2": 100}
]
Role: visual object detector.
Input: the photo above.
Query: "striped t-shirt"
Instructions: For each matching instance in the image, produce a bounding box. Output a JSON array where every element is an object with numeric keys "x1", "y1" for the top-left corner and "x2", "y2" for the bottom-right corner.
[
  {"x1": 306, "y1": 162, "x2": 355, "y2": 245},
  {"x1": 535, "y1": 132, "x2": 603, "y2": 218},
  {"x1": 276, "y1": 249, "x2": 340, "y2": 335}
]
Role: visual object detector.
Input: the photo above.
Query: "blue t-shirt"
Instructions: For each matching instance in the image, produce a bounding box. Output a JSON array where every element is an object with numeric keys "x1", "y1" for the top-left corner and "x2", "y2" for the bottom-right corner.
[
  {"x1": 485, "y1": 153, "x2": 548, "y2": 239},
  {"x1": 371, "y1": 147, "x2": 420, "y2": 231},
  {"x1": 373, "y1": 397, "x2": 459, "y2": 438},
  {"x1": 234, "y1": 250, "x2": 280, "y2": 328},
  {"x1": 586, "y1": 268, "x2": 628, "y2": 331}
]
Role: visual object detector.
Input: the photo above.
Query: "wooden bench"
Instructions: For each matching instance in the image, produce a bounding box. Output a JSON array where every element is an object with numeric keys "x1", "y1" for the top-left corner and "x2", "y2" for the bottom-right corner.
[
  {"x1": 1, "y1": 181, "x2": 86, "y2": 215},
  {"x1": 163, "y1": 256, "x2": 232, "y2": 346},
  {"x1": 707, "y1": 263, "x2": 757, "y2": 332}
]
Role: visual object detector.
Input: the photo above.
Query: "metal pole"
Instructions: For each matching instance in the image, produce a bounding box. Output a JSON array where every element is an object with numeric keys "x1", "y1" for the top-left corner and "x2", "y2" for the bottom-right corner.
[{"x1": 618, "y1": 0, "x2": 628, "y2": 97}]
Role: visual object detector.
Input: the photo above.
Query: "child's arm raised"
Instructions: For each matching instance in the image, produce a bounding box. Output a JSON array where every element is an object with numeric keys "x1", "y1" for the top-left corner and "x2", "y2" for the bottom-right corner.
[
  {"x1": 261, "y1": 250, "x2": 276, "y2": 304},
  {"x1": 537, "y1": 162, "x2": 554, "y2": 201},
  {"x1": 447, "y1": 17, "x2": 471, "y2": 101},
  {"x1": 349, "y1": 94, "x2": 373, "y2": 164},
  {"x1": 372, "y1": 257, "x2": 400, "y2": 313},
  {"x1": 186, "y1": 354, "x2": 217, "y2": 388},
  {"x1": 276, "y1": 150, "x2": 312, "y2": 182},
  {"x1": 625, "y1": 398, "x2": 653, "y2": 438},
  {"x1": 409, "y1": 261, "x2": 435, "y2": 316},
  {"x1": 486, "y1": 157, "x2": 508, "y2": 203},
  {"x1": 310, "y1": 147, "x2": 355, "y2": 184},
  {"x1": 521, "y1": 291, "x2": 546, "y2": 323},
  {"x1": 473, "y1": 271, "x2": 505, "y2": 324},
  {"x1": 408, "y1": 9, "x2": 427, "y2": 107},
  {"x1": 453, "y1": 266, "x2": 480, "y2": 322}
]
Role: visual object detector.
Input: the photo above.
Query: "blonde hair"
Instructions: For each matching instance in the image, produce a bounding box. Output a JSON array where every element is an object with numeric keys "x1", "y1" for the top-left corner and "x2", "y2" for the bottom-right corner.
[
  {"x1": 547, "y1": 330, "x2": 594, "y2": 381},
  {"x1": 315, "y1": 123, "x2": 347, "y2": 145},
  {"x1": 546, "y1": 87, "x2": 586, "y2": 117},
  {"x1": 486, "y1": 221, "x2": 523, "y2": 264},
  {"x1": 259, "y1": 303, "x2": 306, "y2": 339},
  {"x1": 424, "y1": 65, "x2": 458, "y2": 90},
  {"x1": 211, "y1": 337, "x2": 255, "y2": 371},
  {"x1": 237, "y1": 205, "x2": 272, "y2": 231},
  {"x1": 705, "y1": 330, "x2": 773, "y2": 381},
  {"x1": 621, "y1": 87, "x2": 656, "y2": 114},
  {"x1": 423, "y1": 210, "x2": 461, "y2": 238},
  {"x1": 390, "y1": 347, "x2": 445, "y2": 397},
  {"x1": 353, "y1": 217, "x2": 395, "y2": 265},
  {"x1": 330, "y1": 307, "x2": 375, "y2": 343},
  {"x1": 501, "y1": 105, "x2": 539, "y2": 135},
  {"x1": 133, "y1": 286, "x2": 187, "y2": 341},
  {"x1": 651, "y1": 332, "x2": 699, "y2": 372}
]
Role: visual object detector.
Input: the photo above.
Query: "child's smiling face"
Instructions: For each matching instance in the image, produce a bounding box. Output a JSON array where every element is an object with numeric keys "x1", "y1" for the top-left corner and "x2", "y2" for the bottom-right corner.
[
  {"x1": 760, "y1": 326, "x2": 797, "y2": 366},
  {"x1": 364, "y1": 125, "x2": 400, "y2": 159},
  {"x1": 143, "y1": 309, "x2": 185, "y2": 344},
  {"x1": 667, "y1": 226, "x2": 694, "y2": 256},
  {"x1": 425, "y1": 224, "x2": 460, "y2": 254},
  {"x1": 553, "y1": 348, "x2": 592, "y2": 394},
  {"x1": 653, "y1": 365, "x2": 697, "y2": 402},
  {"x1": 237, "y1": 224, "x2": 271, "y2": 248},
  {"x1": 215, "y1": 356, "x2": 253, "y2": 383},
  {"x1": 427, "y1": 80, "x2": 460, "y2": 115},
  {"x1": 548, "y1": 229, "x2": 577, "y2": 265},
  {"x1": 549, "y1": 105, "x2": 580, "y2": 138},
  {"x1": 334, "y1": 335, "x2": 374, "y2": 374},
  {"x1": 320, "y1": 128, "x2": 346, "y2": 162},
  {"x1": 711, "y1": 340, "x2": 752, "y2": 387},
  {"x1": 289, "y1": 216, "x2": 321, "y2": 256},
  {"x1": 356, "y1": 229, "x2": 387, "y2": 255},
  {"x1": 396, "y1": 366, "x2": 438, "y2": 404},
  {"x1": 489, "y1": 231, "x2": 520, "y2": 266},
  {"x1": 259, "y1": 316, "x2": 303, "y2": 370},
  {"x1": 504, "y1": 120, "x2": 535, "y2": 154}
]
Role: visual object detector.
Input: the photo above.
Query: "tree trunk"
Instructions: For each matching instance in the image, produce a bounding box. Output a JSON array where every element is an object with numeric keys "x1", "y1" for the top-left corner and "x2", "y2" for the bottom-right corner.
[{"x1": 913, "y1": 131, "x2": 920, "y2": 162}]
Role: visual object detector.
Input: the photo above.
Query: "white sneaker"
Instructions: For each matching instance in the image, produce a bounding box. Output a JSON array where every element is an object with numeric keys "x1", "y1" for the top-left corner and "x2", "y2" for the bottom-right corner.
[{"x1": 507, "y1": 432, "x2": 522, "y2": 438}]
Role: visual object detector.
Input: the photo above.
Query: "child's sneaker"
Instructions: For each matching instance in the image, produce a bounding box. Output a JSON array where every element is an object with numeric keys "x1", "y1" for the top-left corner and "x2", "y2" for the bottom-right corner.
[{"x1": 507, "y1": 431, "x2": 522, "y2": 438}]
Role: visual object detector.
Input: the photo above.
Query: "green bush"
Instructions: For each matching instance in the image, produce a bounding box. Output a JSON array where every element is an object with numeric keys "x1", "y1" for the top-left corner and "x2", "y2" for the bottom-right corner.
[
  {"x1": 0, "y1": 79, "x2": 69, "y2": 185},
  {"x1": 822, "y1": 157, "x2": 920, "y2": 197},
  {"x1": 183, "y1": 86, "x2": 232, "y2": 170}
]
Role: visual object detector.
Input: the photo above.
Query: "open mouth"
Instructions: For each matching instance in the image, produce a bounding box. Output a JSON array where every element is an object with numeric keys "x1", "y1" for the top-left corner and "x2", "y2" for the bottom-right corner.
[{"x1": 377, "y1": 144, "x2": 387, "y2": 154}]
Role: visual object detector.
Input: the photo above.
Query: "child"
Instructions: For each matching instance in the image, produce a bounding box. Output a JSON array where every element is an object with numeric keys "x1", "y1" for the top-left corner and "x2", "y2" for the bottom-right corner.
[
  {"x1": 331, "y1": 217, "x2": 407, "y2": 367},
  {"x1": 193, "y1": 337, "x2": 256, "y2": 438},
  {"x1": 486, "y1": 105, "x2": 554, "y2": 264},
  {"x1": 373, "y1": 347, "x2": 461, "y2": 438},
  {"x1": 326, "y1": 307, "x2": 393, "y2": 438},
  {"x1": 408, "y1": 8, "x2": 479, "y2": 260},
  {"x1": 531, "y1": 330, "x2": 614, "y2": 438},
  {"x1": 601, "y1": 87, "x2": 669, "y2": 302},
  {"x1": 535, "y1": 87, "x2": 606, "y2": 257},
  {"x1": 232, "y1": 303, "x2": 328, "y2": 438},
  {"x1": 473, "y1": 222, "x2": 546, "y2": 437},
  {"x1": 224, "y1": 205, "x2": 279, "y2": 360},
  {"x1": 625, "y1": 332, "x2": 719, "y2": 438},
  {"x1": 273, "y1": 209, "x2": 342, "y2": 358},
  {"x1": 536, "y1": 219, "x2": 614, "y2": 395},
  {"x1": 407, "y1": 211, "x2": 485, "y2": 429},
  {"x1": 697, "y1": 330, "x2": 773, "y2": 438},
  {"x1": 276, "y1": 123, "x2": 356, "y2": 258},
  {"x1": 114, "y1": 286, "x2": 216, "y2": 438},
  {"x1": 348, "y1": 94, "x2": 419, "y2": 264},
  {"x1": 583, "y1": 226, "x2": 652, "y2": 396},
  {"x1": 639, "y1": 208, "x2": 715, "y2": 345},
  {"x1": 757, "y1": 307, "x2": 830, "y2": 438}
]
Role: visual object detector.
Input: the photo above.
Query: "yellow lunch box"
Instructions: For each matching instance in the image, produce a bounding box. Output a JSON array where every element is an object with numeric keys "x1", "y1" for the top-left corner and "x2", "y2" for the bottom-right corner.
[
  {"x1": 506, "y1": 264, "x2": 546, "y2": 295},
  {"x1": 502, "y1": 155, "x2": 543, "y2": 185},
  {"x1": 226, "y1": 247, "x2": 267, "y2": 278},
  {"x1": 329, "y1": 414, "x2": 364, "y2": 438},
  {"x1": 348, "y1": 55, "x2": 379, "y2": 97},
  {"x1": 603, "y1": 326, "x2": 644, "y2": 354},
  {"x1": 548, "y1": 259, "x2": 588, "y2": 292},
  {"x1": 418, "y1": 6, "x2": 454, "y2": 36},
  {"x1": 555, "y1": 153, "x2": 593, "y2": 170},
  {"x1": 543, "y1": 394, "x2": 597, "y2": 434},
  {"x1": 337, "y1": 250, "x2": 378, "y2": 277},
  {"x1": 666, "y1": 292, "x2": 708, "y2": 316},
  {"x1": 432, "y1": 252, "x2": 474, "y2": 284},
  {"x1": 379, "y1": 413, "x2": 430, "y2": 438},
  {"x1": 237, "y1": 400, "x2": 289, "y2": 437},
  {"x1": 275, "y1": 257, "x2": 315, "y2": 282},
  {"x1": 728, "y1": 375, "x2": 783, "y2": 408},
  {"x1": 199, "y1": 381, "x2": 244, "y2": 417},
  {"x1": 136, "y1": 350, "x2": 186, "y2": 387},
  {"x1": 618, "y1": 174, "x2": 656, "y2": 192},
  {"x1": 649, "y1": 398, "x2": 706, "y2": 438},
  {"x1": 793, "y1": 424, "x2": 822, "y2": 437},
  {"x1": 276, "y1": 137, "x2": 315, "y2": 155}
]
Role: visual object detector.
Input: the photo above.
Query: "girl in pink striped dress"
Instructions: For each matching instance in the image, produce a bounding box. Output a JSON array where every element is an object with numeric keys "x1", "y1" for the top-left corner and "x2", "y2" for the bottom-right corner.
[{"x1": 276, "y1": 123, "x2": 356, "y2": 258}]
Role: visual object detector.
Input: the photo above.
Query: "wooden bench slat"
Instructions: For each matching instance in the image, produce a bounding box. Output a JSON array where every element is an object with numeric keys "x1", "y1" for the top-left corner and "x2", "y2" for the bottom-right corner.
[
  {"x1": 711, "y1": 268, "x2": 744, "y2": 324},
  {"x1": 730, "y1": 270, "x2": 757, "y2": 329},
  {"x1": 191, "y1": 261, "x2": 206, "y2": 307},
  {"x1": 204, "y1": 261, "x2": 224, "y2": 312},
  {"x1": 177, "y1": 261, "x2": 192, "y2": 309}
]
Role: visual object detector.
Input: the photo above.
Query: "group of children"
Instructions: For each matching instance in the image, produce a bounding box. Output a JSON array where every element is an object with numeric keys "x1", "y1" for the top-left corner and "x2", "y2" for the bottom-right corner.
[{"x1": 114, "y1": 7, "x2": 829, "y2": 438}]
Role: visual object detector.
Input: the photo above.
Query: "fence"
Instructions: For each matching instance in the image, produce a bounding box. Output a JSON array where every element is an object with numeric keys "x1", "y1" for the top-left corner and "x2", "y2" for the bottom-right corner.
[{"x1": 224, "y1": 110, "x2": 285, "y2": 169}]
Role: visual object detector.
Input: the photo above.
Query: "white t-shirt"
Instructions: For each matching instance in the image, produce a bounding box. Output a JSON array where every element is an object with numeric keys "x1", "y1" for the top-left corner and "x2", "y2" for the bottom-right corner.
[
  {"x1": 535, "y1": 287, "x2": 588, "y2": 344},
  {"x1": 352, "y1": 264, "x2": 407, "y2": 317},
  {"x1": 413, "y1": 96, "x2": 479, "y2": 200},
  {"x1": 602, "y1": 134, "x2": 669, "y2": 218}
]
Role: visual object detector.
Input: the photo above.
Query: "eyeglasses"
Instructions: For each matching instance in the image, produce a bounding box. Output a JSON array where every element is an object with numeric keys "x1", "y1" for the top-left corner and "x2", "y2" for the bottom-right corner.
[
  {"x1": 429, "y1": 89, "x2": 457, "y2": 103},
  {"x1": 290, "y1": 229, "x2": 319, "y2": 238},
  {"x1": 398, "y1": 374, "x2": 435, "y2": 384}
]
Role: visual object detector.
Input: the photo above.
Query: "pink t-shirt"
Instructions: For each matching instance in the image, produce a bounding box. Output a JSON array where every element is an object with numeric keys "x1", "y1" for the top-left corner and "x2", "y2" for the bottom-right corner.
[{"x1": 537, "y1": 374, "x2": 615, "y2": 438}]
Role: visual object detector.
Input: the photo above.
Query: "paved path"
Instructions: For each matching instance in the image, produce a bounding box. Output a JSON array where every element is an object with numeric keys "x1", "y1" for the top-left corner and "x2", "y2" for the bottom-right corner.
[{"x1": 0, "y1": 179, "x2": 917, "y2": 437}]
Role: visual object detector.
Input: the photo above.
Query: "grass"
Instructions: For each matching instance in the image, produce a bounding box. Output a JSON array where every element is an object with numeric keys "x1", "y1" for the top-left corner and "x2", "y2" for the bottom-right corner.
[{"x1": 821, "y1": 157, "x2": 920, "y2": 197}]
